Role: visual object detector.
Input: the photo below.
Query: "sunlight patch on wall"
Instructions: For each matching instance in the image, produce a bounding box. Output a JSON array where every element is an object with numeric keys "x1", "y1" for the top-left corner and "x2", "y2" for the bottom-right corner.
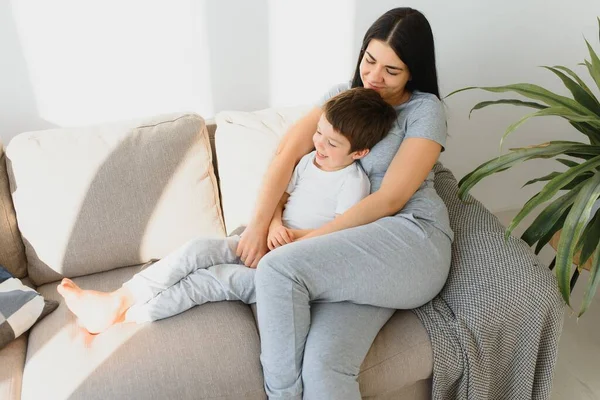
[{"x1": 10, "y1": 0, "x2": 214, "y2": 127}]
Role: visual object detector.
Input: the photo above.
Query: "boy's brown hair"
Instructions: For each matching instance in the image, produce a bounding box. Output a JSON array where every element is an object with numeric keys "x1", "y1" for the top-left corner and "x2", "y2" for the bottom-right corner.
[{"x1": 323, "y1": 87, "x2": 397, "y2": 152}]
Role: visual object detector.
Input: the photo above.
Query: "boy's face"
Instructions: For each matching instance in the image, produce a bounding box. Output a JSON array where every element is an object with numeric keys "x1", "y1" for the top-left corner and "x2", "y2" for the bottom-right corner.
[{"x1": 312, "y1": 115, "x2": 369, "y2": 172}]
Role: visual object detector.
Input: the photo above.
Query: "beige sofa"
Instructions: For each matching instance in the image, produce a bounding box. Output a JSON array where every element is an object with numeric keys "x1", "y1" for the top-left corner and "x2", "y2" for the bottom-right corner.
[{"x1": 1, "y1": 111, "x2": 434, "y2": 400}]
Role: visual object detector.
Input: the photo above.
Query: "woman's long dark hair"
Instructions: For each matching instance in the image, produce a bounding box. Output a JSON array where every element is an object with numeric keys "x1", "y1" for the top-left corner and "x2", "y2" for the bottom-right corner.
[{"x1": 351, "y1": 8, "x2": 440, "y2": 99}]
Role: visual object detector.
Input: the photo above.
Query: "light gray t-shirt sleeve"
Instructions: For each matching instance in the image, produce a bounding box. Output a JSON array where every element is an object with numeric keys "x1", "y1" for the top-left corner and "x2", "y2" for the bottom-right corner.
[
  {"x1": 315, "y1": 82, "x2": 351, "y2": 108},
  {"x1": 405, "y1": 96, "x2": 448, "y2": 151}
]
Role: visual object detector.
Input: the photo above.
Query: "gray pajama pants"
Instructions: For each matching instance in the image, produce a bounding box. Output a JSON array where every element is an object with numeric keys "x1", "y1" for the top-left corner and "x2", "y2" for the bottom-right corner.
[
  {"x1": 123, "y1": 235, "x2": 254, "y2": 323},
  {"x1": 122, "y1": 215, "x2": 451, "y2": 400}
]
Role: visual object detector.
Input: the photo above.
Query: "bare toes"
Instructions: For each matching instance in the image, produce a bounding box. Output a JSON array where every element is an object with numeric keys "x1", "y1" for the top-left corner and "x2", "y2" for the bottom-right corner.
[{"x1": 61, "y1": 278, "x2": 77, "y2": 289}]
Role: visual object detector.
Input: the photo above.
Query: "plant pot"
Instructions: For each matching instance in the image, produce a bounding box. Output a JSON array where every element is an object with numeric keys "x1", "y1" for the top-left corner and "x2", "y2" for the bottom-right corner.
[{"x1": 549, "y1": 231, "x2": 593, "y2": 271}]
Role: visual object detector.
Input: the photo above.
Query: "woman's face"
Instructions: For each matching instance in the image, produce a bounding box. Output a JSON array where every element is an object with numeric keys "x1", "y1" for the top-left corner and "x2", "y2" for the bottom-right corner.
[{"x1": 360, "y1": 39, "x2": 412, "y2": 106}]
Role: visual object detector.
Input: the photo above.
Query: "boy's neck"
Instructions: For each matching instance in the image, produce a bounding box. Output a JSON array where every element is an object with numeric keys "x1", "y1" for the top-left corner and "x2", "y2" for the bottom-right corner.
[{"x1": 312, "y1": 158, "x2": 355, "y2": 172}]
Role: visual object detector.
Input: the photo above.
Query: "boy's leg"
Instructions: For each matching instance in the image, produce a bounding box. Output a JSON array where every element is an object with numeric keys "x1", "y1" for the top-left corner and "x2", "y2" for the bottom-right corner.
[
  {"x1": 56, "y1": 236, "x2": 244, "y2": 334},
  {"x1": 124, "y1": 235, "x2": 241, "y2": 304},
  {"x1": 126, "y1": 263, "x2": 256, "y2": 323}
]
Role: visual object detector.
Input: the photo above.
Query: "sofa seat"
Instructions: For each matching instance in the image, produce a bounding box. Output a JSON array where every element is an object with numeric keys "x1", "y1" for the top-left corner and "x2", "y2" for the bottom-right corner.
[
  {"x1": 19, "y1": 262, "x2": 433, "y2": 400},
  {"x1": 22, "y1": 265, "x2": 265, "y2": 400}
]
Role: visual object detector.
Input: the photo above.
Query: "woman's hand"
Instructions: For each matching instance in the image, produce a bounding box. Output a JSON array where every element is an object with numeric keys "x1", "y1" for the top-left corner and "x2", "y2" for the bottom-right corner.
[
  {"x1": 267, "y1": 224, "x2": 295, "y2": 250},
  {"x1": 236, "y1": 224, "x2": 269, "y2": 268}
]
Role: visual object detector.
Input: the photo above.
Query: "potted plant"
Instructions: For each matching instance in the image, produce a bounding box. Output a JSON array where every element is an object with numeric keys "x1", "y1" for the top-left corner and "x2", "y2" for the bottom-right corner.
[{"x1": 448, "y1": 19, "x2": 600, "y2": 316}]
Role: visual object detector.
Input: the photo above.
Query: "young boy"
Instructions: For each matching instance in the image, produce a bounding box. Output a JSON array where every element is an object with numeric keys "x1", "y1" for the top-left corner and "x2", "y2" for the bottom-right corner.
[{"x1": 57, "y1": 88, "x2": 397, "y2": 333}]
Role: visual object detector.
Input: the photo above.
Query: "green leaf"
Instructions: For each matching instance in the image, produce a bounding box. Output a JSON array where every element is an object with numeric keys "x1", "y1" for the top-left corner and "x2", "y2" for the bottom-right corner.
[
  {"x1": 565, "y1": 150, "x2": 599, "y2": 160},
  {"x1": 459, "y1": 142, "x2": 600, "y2": 199},
  {"x1": 584, "y1": 60, "x2": 600, "y2": 93},
  {"x1": 448, "y1": 84, "x2": 597, "y2": 117},
  {"x1": 506, "y1": 154, "x2": 600, "y2": 239},
  {"x1": 563, "y1": 172, "x2": 595, "y2": 190},
  {"x1": 468, "y1": 99, "x2": 547, "y2": 119},
  {"x1": 579, "y1": 239, "x2": 600, "y2": 316},
  {"x1": 569, "y1": 121, "x2": 600, "y2": 146},
  {"x1": 578, "y1": 207, "x2": 600, "y2": 266},
  {"x1": 553, "y1": 65, "x2": 599, "y2": 101},
  {"x1": 556, "y1": 158, "x2": 580, "y2": 168},
  {"x1": 521, "y1": 180, "x2": 586, "y2": 246},
  {"x1": 522, "y1": 172, "x2": 562, "y2": 187},
  {"x1": 535, "y1": 208, "x2": 570, "y2": 254},
  {"x1": 508, "y1": 140, "x2": 591, "y2": 149},
  {"x1": 498, "y1": 107, "x2": 600, "y2": 150},
  {"x1": 555, "y1": 172, "x2": 600, "y2": 306},
  {"x1": 542, "y1": 66, "x2": 600, "y2": 116},
  {"x1": 585, "y1": 40, "x2": 600, "y2": 92}
]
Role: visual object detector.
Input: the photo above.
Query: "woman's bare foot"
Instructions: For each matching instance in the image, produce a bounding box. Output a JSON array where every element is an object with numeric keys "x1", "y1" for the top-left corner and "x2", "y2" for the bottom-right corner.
[{"x1": 57, "y1": 278, "x2": 131, "y2": 334}]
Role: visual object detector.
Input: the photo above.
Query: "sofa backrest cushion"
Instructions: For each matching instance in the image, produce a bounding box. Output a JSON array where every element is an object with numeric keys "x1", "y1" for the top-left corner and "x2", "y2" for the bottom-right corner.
[
  {"x1": 6, "y1": 113, "x2": 225, "y2": 286},
  {"x1": 214, "y1": 106, "x2": 311, "y2": 235},
  {"x1": 0, "y1": 141, "x2": 27, "y2": 278}
]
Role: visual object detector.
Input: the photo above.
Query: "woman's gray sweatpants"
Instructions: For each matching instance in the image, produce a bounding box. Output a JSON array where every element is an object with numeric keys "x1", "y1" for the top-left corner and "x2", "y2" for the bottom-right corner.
[
  {"x1": 121, "y1": 215, "x2": 451, "y2": 400},
  {"x1": 255, "y1": 215, "x2": 451, "y2": 400}
]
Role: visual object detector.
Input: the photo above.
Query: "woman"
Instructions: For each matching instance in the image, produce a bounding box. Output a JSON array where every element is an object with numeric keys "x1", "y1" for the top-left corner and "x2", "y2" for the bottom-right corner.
[{"x1": 237, "y1": 7, "x2": 453, "y2": 399}]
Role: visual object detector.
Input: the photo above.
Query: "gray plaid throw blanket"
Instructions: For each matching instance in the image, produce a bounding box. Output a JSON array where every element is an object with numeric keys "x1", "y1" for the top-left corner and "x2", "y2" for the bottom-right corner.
[{"x1": 413, "y1": 163, "x2": 565, "y2": 400}]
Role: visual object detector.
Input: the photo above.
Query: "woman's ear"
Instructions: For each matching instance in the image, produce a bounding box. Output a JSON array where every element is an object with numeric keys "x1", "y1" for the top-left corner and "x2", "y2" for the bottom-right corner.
[{"x1": 351, "y1": 148, "x2": 370, "y2": 160}]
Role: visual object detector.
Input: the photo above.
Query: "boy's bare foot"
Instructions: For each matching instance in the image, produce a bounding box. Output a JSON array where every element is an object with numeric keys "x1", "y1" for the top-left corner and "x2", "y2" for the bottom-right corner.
[{"x1": 57, "y1": 278, "x2": 128, "y2": 334}]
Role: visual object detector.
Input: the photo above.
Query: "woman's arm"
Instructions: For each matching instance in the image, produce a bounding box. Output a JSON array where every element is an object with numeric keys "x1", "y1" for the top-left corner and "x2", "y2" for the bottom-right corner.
[
  {"x1": 301, "y1": 138, "x2": 442, "y2": 241},
  {"x1": 267, "y1": 193, "x2": 295, "y2": 250},
  {"x1": 289, "y1": 228, "x2": 314, "y2": 239},
  {"x1": 236, "y1": 107, "x2": 322, "y2": 267},
  {"x1": 270, "y1": 193, "x2": 290, "y2": 229}
]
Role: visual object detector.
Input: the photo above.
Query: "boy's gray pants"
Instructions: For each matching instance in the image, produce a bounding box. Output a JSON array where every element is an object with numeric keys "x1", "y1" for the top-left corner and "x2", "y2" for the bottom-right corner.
[
  {"x1": 123, "y1": 235, "x2": 255, "y2": 323},
  {"x1": 122, "y1": 217, "x2": 451, "y2": 400}
]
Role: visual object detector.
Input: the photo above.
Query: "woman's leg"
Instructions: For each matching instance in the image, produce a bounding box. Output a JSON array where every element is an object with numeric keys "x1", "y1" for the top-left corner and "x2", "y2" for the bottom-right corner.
[
  {"x1": 301, "y1": 303, "x2": 395, "y2": 400},
  {"x1": 255, "y1": 216, "x2": 451, "y2": 399},
  {"x1": 57, "y1": 235, "x2": 242, "y2": 333},
  {"x1": 126, "y1": 263, "x2": 256, "y2": 323}
]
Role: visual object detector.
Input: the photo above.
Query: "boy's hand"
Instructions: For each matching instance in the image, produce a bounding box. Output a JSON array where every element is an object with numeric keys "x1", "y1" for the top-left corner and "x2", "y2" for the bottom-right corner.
[{"x1": 267, "y1": 225, "x2": 295, "y2": 250}]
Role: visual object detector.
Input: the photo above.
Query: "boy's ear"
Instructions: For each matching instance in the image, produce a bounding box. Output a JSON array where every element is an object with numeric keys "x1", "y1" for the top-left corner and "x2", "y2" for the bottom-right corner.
[{"x1": 351, "y1": 148, "x2": 370, "y2": 160}]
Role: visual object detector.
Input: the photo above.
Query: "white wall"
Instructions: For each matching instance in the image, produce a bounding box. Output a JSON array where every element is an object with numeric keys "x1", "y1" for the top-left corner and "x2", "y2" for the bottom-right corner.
[{"x1": 2, "y1": 0, "x2": 600, "y2": 212}]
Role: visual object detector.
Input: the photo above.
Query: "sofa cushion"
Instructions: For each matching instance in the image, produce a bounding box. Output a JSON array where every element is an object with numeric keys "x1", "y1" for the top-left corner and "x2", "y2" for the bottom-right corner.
[
  {"x1": 215, "y1": 106, "x2": 311, "y2": 234},
  {"x1": 0, "y1": 266, "x2": 58, "y2": 350},
  {"x1": 6, "y1": 113, "x2": 226, "y2": 285},
  {"x1": 23, "y1": 265, "x2": 265, "y2": 400},
  {"x1": 359, "y1": 311, "x2": 432, "y2": 396},
  {"x1": 0, "y1": 334, "x2": 27, "y2": 400},
  {"x1": 0, "y1": 141, "x2": 27, "y2": 278}
]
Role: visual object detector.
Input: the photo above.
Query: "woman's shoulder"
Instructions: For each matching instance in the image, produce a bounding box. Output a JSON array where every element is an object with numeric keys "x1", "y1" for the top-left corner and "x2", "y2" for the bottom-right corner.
[
  {"x1": 407, "y1": 91, "x2": 442, "y2": 109},
  {"x1": 402, "y1": 91, "x2": 444, "y2": 121}
]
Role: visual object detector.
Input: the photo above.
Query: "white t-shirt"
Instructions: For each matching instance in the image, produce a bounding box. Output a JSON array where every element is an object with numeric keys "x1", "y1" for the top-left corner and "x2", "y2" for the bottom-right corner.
[{"x1": 282, "y1": 151, "x2": 371, "y2": 230}]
